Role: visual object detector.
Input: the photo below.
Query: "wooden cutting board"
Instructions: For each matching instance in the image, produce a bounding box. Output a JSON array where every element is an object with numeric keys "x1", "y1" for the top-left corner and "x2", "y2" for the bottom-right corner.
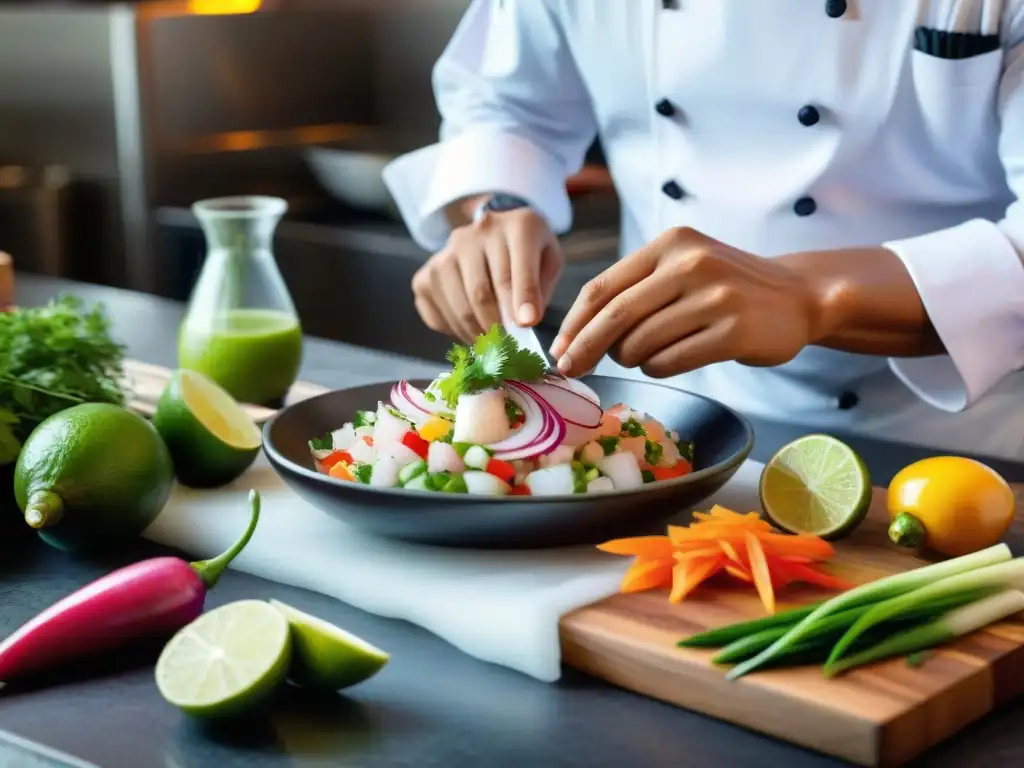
[
  {"x1": 559, "y1": 488, "x2": 1024, "y2": 767},
  {"x1": 125, "y1": 359, "x2": 1024, "y2": 767}
]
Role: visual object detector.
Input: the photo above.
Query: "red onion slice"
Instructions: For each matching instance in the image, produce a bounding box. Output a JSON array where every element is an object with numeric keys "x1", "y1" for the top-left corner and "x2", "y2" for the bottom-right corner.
[
  {"x1": 401, "y1": 380, "x2": 449, "y2": 415},
  {"x1": 544, "y1": 374, "x2": 600, "y2": 408},
  {"x1": 487, "y1": 384, "x2": 566, "y2": 460},
  {"x1": 515, "y1": 381, "x2": 602, "y2": 429},
  {"x1": 390, "y1": 384, "x2": 430, "y2": 425}
]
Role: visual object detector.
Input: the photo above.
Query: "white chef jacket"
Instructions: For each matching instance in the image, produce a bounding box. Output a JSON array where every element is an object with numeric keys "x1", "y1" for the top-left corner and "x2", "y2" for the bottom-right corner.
[{"x1": 382, "y1": 0, "x2": 1024, "y2": 460}]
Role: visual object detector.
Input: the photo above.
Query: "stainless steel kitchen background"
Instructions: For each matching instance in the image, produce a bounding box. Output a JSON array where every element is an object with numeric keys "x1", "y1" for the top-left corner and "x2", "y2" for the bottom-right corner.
[{"x1": 0, "y1": 0, "x2": 619, "y2": 360}]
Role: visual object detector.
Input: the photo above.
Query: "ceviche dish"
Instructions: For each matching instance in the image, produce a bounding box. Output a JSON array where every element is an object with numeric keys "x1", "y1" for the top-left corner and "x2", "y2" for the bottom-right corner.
[{"x1": 308, "y1": 326, "x2": 695, "y2": 497}]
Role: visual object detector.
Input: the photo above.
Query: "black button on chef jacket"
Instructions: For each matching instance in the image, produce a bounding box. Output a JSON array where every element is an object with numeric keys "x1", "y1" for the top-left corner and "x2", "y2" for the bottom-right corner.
[
  {"x1": 794, "y1": 197, "x2": 817, "y2": 217},
  {"x1": 662, "y1": 181, "x2": 685, "y2": 200},
  {"x1": 825, "y1": 0, "x2": 847, "y2": 18}
]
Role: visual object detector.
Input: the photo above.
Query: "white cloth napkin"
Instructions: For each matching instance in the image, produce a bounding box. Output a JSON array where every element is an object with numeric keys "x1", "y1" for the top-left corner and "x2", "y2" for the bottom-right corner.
[{"x1": 143, "y1": 455, "x2": 764, "y2": 682}]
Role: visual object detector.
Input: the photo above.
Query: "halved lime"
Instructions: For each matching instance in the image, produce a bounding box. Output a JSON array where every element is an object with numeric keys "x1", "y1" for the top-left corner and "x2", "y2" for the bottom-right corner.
[
  {"x1": 270, "y1": 599, "x2": 389, "y2": 691},
  {"x1": 152, "y1": 369, "x2": 262, "y2": 488},
  {"x1": 155, "y1": 599, "x2": 291, "y2": 718},
  {"x1": 759, "y1": 433, "x2": 872, "y2": 541}
]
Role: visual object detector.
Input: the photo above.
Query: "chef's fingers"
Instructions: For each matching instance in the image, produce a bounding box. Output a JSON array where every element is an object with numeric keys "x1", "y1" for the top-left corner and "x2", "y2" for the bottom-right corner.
[
  {"x1": 538, "y1": 242, "x2": 565, "y2": 312},
  {"x1": 612, "y1": 286, "x2": 727, "y2": 368},
  {"x1": 458, "y1": 247, "x2": 501, "y2": 333},
  {"x1": 433, "y1": 259, "x2": 483, "y2": 343},
  {"x1": 555, "y1": 273, "x2": 679, "y2": 376},
  {"x1": 414, "y1": 295, "x2": 451, "y2": 336},
  {"x1": 637, "y1": 320, "x2": 735, "y2": 379},
  {"x1": 412, "y1": 263, "x2": 454, "y2": 336},
  {"x1": 507, "y1": 215, "x2": 548, "y2": 326},
  {"x1": 484, "y1": 234, "x2": 515, "y2": 324},
  {"x1": 551, "y1": 247, "x2": 657, "y2": 359}
]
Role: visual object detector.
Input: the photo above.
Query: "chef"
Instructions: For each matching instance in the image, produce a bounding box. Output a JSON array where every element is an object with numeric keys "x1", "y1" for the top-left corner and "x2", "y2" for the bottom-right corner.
[{"x1": 382, "y1": 0, "x2": 1024, "y2": 460}]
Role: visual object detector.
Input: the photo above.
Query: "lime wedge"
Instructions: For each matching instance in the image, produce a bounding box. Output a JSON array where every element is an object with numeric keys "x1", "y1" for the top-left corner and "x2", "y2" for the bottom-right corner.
[
  {"x1": 270, "y1": 600, "x2": 389, "y2": 691},
  {"x1": 759, "y1": 434, "x2": 872, "y2": 540},
  {"x1": 155, "y1": 599, "x2": 291, "y2": 718},
  {"x1": 153, "y1": 369, "x2": 262, "y2": 488}
]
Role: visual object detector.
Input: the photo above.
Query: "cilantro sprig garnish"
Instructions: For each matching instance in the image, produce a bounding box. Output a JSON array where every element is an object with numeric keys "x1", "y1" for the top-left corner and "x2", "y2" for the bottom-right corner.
[{"x1": 437, "y1": 324, "x2": 547, "y2": 408}]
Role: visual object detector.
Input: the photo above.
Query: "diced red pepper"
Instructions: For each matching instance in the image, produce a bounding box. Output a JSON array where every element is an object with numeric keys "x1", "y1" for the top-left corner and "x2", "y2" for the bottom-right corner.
[
  {"x1": 401, "y1": 431, "x2": 430, "y2": 458},
  {"x1": 508, "y1": 484, "x2": 531, "y2": 496},
  {"x1": 511, "y1": 414, "x2": 525, "y2": 429},
  {"x1": 649, "y1": 459, "x2": 693, "y2": 482},
  {"x1": 362, "y1": 436, "x2": 374, "y2": 446},
  {"x1": 319, "y1": 450, "x2": 353, "y2": 470},
  {"x1": 485, "y1": 458, "x2": 516, "y2": 483}
]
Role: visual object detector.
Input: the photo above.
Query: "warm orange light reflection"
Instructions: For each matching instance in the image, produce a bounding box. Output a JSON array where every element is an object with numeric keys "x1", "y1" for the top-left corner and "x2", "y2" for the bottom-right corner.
[{"x1": 187, "y1": 0, "x2": 262, "y2": 15}]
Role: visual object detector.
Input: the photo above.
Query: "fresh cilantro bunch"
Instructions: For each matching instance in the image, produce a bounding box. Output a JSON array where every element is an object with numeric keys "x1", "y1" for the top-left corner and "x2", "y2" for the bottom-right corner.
[
  {"x1": 0, "y1": 294, "x2": 126, "y2": 465},
  {"x1": 437, "y1": 324, "x2": 547, "y2": 408}
]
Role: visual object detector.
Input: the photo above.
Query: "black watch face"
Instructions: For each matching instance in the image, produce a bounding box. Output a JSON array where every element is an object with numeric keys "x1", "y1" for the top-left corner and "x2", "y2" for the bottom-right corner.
[{"x1": 486, "y1": 194, "x2": 530, "y2": 213}]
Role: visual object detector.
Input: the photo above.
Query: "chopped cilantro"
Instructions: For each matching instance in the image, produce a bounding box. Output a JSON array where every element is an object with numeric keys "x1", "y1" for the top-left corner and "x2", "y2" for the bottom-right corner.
[
  {"x1": 641, "y1": 469, "x2": 655, "y2": 483},
  {"x1": 644, "y1": 439, "x2": 664, "y2": 466},
  {"x1": 351, "y1": 463, "x2": 373, "y2": 484},
  {"x1": 621, "y1": 418, "x2": 647, "y2": 438},
  {"x1": 309, "y1": 433, "x2": 333, "y2": 451},
  {"x1": 596, "y1": 436, "x2": 619, "y2": 456},
  {"x1": 437, "y1": 428, "x2": 454, "y2": 444},
  {"x1": 505, "y1": 398, "x2": 524, "y2": 426},
  {"x1": 384, "y1": 404, "x2": 412, "y2": 424},
  {"x1": 423, "y1": 390, "x2": 436, "y2": 402},
  {"x1": 353, "y1": 410, "x2": 376, "y2": 428},
  {"x1": 437, "y1": 324, "x2": 547, "y2": 408},
  {"x1": 676, "y1": 440, "x2": 695, "y2": 463}
]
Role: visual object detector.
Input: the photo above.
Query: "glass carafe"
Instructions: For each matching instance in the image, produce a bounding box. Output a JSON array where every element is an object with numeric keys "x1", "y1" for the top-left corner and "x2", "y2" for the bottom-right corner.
[{"x1": 178, "y1": 196, "x2": 302, "y2": 406}]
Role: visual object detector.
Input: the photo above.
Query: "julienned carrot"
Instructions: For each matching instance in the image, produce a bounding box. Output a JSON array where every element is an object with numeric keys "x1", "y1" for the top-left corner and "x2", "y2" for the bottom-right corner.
[
  {"x1": 600, "y1": 504, "x2": 849, "y2": 614},
  {"x1": 0, "y1": 490, "x2": 261, "y2": 685}
]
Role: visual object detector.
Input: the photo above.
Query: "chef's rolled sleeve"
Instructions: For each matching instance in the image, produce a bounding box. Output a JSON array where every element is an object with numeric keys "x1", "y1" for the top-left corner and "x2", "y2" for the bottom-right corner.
[
  {"x1": 883, "y1": 220, "x2": 1024, "y2": 412},
  {"x1": 381, "y1": 0, "x2": 598, "y2": 253}
]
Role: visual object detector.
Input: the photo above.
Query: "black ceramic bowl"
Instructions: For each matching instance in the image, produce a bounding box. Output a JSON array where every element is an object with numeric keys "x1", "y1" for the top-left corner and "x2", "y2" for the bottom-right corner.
[{"x1": 263, "y1": 376, "x2": 754, "y2": 549}]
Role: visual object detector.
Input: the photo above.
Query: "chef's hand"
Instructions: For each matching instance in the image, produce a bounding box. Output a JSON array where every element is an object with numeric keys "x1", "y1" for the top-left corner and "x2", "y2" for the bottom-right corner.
[
  {"x1": 549, "y1": 228, "x2": 824, "y2": 378},
  {"x1": 412, "y1": 206, "x2": 564, "y2": 343}
]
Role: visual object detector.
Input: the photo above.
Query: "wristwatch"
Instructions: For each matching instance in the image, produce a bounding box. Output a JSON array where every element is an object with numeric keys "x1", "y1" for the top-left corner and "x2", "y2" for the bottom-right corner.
[{"x1": 472, "y1": 193, "x2": 532, "y2": 223}]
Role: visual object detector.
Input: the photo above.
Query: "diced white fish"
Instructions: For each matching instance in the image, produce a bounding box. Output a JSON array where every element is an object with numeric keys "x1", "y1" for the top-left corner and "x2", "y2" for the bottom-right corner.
[
  {"x1": 587, "y1": 476, "x2": 615, "y2": 493},
  {"x1": 538, "y1": 444, "x2": 575, "y2": 468},
  {"x1": 578, "y1": 441, "x2": 605, "y2": 466},
  {"x1": 348, "y1": 439, "x2": 377, "y2": 465},
  {"x1": 599, "y1": 451, "x2": 644, "y2": 490},
  {"x1": 379, "y1": 440, "x2": 422, "y2": 468},
  {"x1": 463, "y1": 471, "x2": 510, "y2": 497},
  {"x1": 375, "y1": 402, "x2": 412, "y2": 446},
  {"x1": 428, "y1": 441, "x2": 465, "y2": 473},
  {"x1": 452, "y1": 388, "x2": 512, "y2": 445},
  {"x1": 370, "y1": 455, "x2": 400, "y2": 488},
  {"x1": 331, "y1": 424, "x2": 358, "y2": 451},
  {"x1": 526, "y1": 464, "x2": 577, "y2": 496}
]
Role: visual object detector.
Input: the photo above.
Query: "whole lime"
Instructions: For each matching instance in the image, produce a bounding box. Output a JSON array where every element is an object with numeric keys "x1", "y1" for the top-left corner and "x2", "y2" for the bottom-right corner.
[{"x1": 14, "y1": 403, "x2": 175, "y2": 551}]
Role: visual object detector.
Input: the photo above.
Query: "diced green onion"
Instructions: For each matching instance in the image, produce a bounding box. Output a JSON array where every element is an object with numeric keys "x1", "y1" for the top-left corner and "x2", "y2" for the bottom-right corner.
[
  {"x1": 641, "y1": 469, "x2": 655, "y2": 483},
  {"x1": 584, "y1": 467, "x2": 600, "y2": 483},
  {"x1": 351, "y1": 463, "x2": 373, "y2": 484},
  {"x1": 725, "y1": 543, "x2": 1012, "y2": 679},
  {"x1": 824, "y1": 590, "x2": 1024, "y2": 677},
  {"x1": 596, "y1": 436, "x2": 619, "y2": 456},
  {"x1": 644, "y1": 439, "x2": 663, "y2": 466},
  {"x1": 678, "y1": 604, "x2": 821, "y2": 648},
  {"x1": 826, "y1": 558, "x2": 1024, "y2": 665},
  {"x1": 621, "y1": 418, "x2": 646, "y2": 437},
  {"x1": 440, "y1": 472, "x2": 468, "y2": 493}
]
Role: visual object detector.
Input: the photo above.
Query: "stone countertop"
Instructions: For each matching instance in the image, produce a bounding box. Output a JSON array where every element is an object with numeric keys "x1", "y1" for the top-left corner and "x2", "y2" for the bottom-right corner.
[{"x1": 4, "y1": 273, "x2": 1024, "y2": 768}]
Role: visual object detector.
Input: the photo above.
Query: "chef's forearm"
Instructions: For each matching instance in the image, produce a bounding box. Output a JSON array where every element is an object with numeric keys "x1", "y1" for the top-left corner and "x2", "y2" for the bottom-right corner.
[{"x1": 779, "y1": 247, "x2": 945, "y2": 358}]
